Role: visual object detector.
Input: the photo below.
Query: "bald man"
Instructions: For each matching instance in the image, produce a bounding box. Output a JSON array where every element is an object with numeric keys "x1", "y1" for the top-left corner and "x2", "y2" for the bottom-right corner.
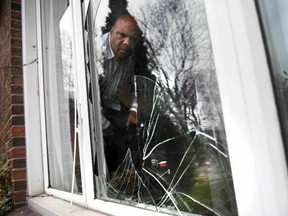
[
  {"x1": 97, "y1": 15, "x2": 141, "y2": 172},
  {"x1": 110, "y1": 15, "x2": 139, "y2": 59}
]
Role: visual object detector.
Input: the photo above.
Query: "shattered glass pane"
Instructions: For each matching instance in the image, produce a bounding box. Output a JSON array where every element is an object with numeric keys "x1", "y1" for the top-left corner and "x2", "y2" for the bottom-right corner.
[
  {"x1": 85, "y1": 0, "x2": 238, "y2": 215},
  {"x1": 103, "y1": 76, "x2": 237, "y2": 215}
]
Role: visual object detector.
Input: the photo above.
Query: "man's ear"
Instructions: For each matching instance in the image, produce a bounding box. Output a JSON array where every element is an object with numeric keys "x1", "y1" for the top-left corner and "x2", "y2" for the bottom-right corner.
[{"x1": 110, "y1": 26, "x2": 114, "y2": 35}]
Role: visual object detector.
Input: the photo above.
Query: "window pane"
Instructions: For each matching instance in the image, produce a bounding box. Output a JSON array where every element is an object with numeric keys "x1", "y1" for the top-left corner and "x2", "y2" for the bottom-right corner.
[
  {"x1": 85, "y1": 0, "x2": 237, "y2": 214},
  {"x1": 41, "y1": 1, "x2": 82, "y2": 193},
  {"x1": 256, "y1": 0, "x2": 288, "y2": 160}
]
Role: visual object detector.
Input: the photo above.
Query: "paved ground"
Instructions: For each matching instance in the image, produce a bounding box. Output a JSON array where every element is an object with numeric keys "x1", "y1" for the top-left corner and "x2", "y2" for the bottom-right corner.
[{"x1": 7, "y1": 206, "x2": 41, "y2": 216}]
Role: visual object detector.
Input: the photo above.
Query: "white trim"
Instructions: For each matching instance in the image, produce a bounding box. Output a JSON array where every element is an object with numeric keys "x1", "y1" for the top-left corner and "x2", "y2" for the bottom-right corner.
[
  {"x1": 205, "y1": 0, "x2": 288, "y2": 215},
  {"x1": 86, "y1": 199, "x2": 173, "y2": 216},
  {"x1": 28, "y1": 195, "x2": 174, "y2": 216},
  {"x1": 22, "y1": 0, "x2": 44, "y2": 196},
  {"x1": 36, "y1": 0, "x2": 50, "y2": 194},
  {"x1": 28, "y1": 195, "x2": 107, "y2": 216},
  {"x1": 70, "y1": 0, "x2": 94, "y2": 207},
  {"x1": 36, "y1": 0, "x2": 88, "y2": 206},
  {"x1": 44, "y1": 188, "x2": 85, "y2": 206}
]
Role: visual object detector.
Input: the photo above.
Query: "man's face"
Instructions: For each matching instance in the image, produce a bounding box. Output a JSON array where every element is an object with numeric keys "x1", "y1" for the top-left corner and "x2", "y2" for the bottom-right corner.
[{"x1": 110, "y1": 17, "x2": 139, "y2": 59}]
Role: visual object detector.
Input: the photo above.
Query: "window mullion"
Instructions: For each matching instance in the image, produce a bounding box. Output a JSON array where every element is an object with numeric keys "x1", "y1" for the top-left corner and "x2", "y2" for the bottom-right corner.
[{"x1": 70, "y1": 0, "x2": 95, "y2": 206}]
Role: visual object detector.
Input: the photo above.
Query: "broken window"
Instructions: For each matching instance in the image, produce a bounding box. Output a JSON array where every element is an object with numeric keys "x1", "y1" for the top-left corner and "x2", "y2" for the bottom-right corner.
[{"x1": 84, "y1": 0, "x2": 238, "y2": 215}]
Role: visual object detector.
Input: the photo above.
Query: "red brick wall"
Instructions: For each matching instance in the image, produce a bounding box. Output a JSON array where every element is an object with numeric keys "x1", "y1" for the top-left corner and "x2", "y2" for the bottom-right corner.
[{"x1": 0, "y1": 0, "x2": 26, "y2": 209}]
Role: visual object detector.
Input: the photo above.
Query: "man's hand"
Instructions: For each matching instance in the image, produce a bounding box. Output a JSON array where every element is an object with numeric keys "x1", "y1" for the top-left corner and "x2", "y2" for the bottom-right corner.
[{"x1": 126, "y1": 111, "x2": 137, "y2": 127}]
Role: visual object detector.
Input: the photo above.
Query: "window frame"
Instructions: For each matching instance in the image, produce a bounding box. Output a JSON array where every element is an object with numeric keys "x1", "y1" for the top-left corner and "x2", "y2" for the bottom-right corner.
[
  {"x1": 204, "y1": 0, "x2": 288, "y2": 215},
  {"x1": 35, "y1": 1, "x2": 86, "y2": 206},
  {"x1": 23, "y1": 0, "x2": 288, "y2": 215}
]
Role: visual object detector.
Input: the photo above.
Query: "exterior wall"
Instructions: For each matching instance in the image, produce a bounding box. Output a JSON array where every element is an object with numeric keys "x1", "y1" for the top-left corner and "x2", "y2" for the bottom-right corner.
[{"x1": 0, "y1": 0, "x2": 26, "y2": 209}]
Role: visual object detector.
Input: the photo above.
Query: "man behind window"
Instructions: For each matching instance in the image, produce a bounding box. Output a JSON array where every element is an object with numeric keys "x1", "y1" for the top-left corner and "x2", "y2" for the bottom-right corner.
[{"x1": 97, "y1": 15, "x2": 141, "y2": 172}]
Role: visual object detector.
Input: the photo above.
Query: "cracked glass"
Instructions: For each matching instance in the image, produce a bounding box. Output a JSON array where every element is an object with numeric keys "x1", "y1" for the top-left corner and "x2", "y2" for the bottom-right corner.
[{"x1": 84, "y1": 0, "x2": 238, "y2": 215}]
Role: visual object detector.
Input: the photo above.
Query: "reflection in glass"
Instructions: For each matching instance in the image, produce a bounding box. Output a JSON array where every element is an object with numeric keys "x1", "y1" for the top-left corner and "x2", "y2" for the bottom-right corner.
[
  {"x1": 256, "y1": 0, "x2": 288, "y2": 161},
  {"x1": 105, "y1": 76, "x2": 236, "y2": 215},
  {"x1": 41, "y1": 1, "x2": 82, "y2": 193},
  {"x1": 85, "y1": 0, "x2": 237, "y2": 214}
]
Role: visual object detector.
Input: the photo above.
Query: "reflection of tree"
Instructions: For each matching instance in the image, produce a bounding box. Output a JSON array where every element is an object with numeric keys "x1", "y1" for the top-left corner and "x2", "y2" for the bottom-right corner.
[
  {"x1": 108, "y1": 76, "x2": 237, "y2": 215},
  {"x1": 138, "y1": 0, "x2": 222, "y2": 134},
  {"x1": 94, "y1": 1, "x2": 237, "y2": 214},
  {"x1": 276, "y1": 70, "x2": 288, "y2": 126},
  {"x1": 60, "y1": 30, "x2": 74, "y2": 92},
  {"x1": 101, "y1": 0, "x2": 129, "y2": 33},
  {"x1": 279, "y1": 70, "x2": 288, "y2": 92}
]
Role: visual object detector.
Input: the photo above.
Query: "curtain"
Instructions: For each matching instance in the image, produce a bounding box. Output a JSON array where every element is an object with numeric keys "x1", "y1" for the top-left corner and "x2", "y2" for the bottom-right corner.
[{"x1": 42, "y1": 0, "x2": 79, "y2": 192}]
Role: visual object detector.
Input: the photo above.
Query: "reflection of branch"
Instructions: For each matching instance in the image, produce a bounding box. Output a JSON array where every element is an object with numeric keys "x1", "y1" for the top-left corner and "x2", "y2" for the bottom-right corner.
[
  {"x1": 280, "y1": 70, "x2": 288, "y2": 80},
  {"x1": 143, "y1": 167, "x2": 181, "y2": 213},
  {"x1": 277, "y1": 70, "x2": 288, "y2": 90},
  {"x1": 0, "y1": 58, "x2": 38, "y2": 70},
  {"x1": 144, "y1": 38, "x2": 161, "y2": 70},
  {"x1": 139, "y1": 0, "x2": 207, "y2": 132},
  {"x1": 177, "y1": 192, "x2": 222, "y2": 216}
]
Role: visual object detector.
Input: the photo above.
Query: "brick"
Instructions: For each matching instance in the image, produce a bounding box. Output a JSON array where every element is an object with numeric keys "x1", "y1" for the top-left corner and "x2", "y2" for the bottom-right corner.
[
  {"x1": 0, "y1": 0, "x2": 25, "y2": 210},
  {"x1": 11, "y1": 0, "x2": 21, "y2": 4},
  {"x1": 11, "y1": 11, "x2": 21, "y2": 20},
  {"x1": 11, "y1": 56, "x2": 22, "y2": 65},
  {"x1": 11, "y1": 28, "x2": 22, "y2": 39},
  {"x1": 11, "y1": 3, "x2": 21, "y2": 11},
  {"x1": 11, "y1": 67, "x2": 22, "y2": 75},
  {"x1": 12, "y1": 105, "x2": 24, "y2": 114},
  {"x1": 11, "y1": 137, "x2": 25, "y2": 147},
  {"x1": 11, "y1": 85, "x2": 23, "y2": 94},
  {"x1": 12, "y1": 126, "x2": 25, "y2": 136},
  {"x1": 13, "y1": 191, "x2": 26, "y2": 203},
  {"x1": 11, "y1": 38, "x2": 22, "y2": 47},
  {"x1": 13, "y1": 202, "x2": 27, "y2": 209},
  {"x1": 11, "y1": 47, "x2": 22, "y2": 57},
  {"x1": 8, "y1": 147, "x2": 25, "y2": 158},
  {"x1": 11, "y1": 168, "x2": 26, "y2": 180},
  {"x1": 10, "y1": 158, "x2": 26, "y2": 169},
  {"x1": 11, "y1": 19, "x2": 22, "y2": 29},
  {"x1": 12, "y1": 180, "x2": 27, "y2": 191},
  {"x1": 12, "y1": 95, "x2": 23, "y2": 104},
  {"x1": 12, "y1": 116, "x2": 24, "y2": 125},
  {"x1": 11, "y1": 76, "x2": 23, "y2": 84}
]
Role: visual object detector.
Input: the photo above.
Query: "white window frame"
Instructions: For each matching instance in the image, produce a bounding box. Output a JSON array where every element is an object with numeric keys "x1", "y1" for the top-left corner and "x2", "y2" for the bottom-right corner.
[
  {"x1": 23, "y1": 0, "x2": 288, "y2": 215},
  {"x1": 204, "y1": 0, "x2": 288, "y2": 215},
  {"x1": 36, "y1": 0, "x2": 92, "y2": 207},
  {"x1": 23, "y1": 0, "x2": 44, "y2": 197}
]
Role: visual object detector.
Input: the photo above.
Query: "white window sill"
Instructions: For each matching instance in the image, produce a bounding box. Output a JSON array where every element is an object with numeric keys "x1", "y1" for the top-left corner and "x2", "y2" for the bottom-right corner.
[{"x1": 28, "y1": 195, "x2": 108, "y2": 216}]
